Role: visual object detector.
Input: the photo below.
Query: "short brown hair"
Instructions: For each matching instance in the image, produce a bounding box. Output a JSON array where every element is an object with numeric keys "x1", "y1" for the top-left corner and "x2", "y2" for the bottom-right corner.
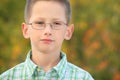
[{"x1": 24, "y1": 0, "x2": 71, "y2": 24}]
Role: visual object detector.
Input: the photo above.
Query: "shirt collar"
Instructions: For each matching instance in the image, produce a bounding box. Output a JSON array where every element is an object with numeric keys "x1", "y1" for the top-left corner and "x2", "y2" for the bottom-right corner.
[
  {"x1": 53, "y1": 51, "x2": 67, "y2": 78},
  {"x1": 25, "y1": 50, "x2": 37, "y2": 77},
  {"x1": 25, "y1": 50, "x2": 68, "y2": 78}
]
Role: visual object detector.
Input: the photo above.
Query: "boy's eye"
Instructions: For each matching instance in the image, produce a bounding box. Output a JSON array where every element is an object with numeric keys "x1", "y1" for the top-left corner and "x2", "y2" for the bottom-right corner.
[
  {"x1": 35, "y1": 21, "x2": 44, "y2": 24},
  {"x1": 53, "y1": 22, "x2": 62, "y2": 25}
]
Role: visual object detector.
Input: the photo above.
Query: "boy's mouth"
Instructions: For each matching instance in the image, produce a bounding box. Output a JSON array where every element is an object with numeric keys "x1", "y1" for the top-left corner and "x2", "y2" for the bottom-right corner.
[{"x1": 40, "y1": 39, "x2": 54, "y2": 44}]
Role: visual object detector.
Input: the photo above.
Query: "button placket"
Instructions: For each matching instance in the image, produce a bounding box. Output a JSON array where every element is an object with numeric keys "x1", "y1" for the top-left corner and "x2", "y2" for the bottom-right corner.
[{"x1": 37, "y1": 68, "x2": 41, "y2": 72}]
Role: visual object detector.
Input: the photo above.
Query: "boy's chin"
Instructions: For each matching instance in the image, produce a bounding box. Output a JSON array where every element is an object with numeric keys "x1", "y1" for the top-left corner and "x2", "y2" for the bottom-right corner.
[{"x1": 38, "y1": 48, "x2": 54, "y2": 54}]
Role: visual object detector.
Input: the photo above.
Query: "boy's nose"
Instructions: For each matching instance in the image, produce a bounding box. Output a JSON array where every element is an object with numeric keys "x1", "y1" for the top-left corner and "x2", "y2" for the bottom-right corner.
[{"x1": 43, "y1": 24, "x2": 52, "y2": 36}]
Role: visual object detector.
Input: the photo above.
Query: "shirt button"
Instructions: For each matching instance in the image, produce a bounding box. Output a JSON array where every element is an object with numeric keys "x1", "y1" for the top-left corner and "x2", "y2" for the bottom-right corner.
[{"x1": 37, "y1": 68, "x2": 40, "y2": 72}]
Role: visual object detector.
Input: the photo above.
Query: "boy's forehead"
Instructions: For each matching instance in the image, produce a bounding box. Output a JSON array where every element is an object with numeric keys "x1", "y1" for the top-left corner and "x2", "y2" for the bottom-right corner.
[
  {"x1": 31, "y1": 1, "x2": 65, "y2": 14},
  {"x1": 25, "y1": 0, "x2": 69, "y2": 23},
  {"x1": 31, "y1": 0, "x2": 66, "y2": 14},
  {"x1": 32, "y1": 0, "x2": 64, "y2": 6},
  {"x1": 30, "y1": 0, "x2": 67, "y2": 22}
]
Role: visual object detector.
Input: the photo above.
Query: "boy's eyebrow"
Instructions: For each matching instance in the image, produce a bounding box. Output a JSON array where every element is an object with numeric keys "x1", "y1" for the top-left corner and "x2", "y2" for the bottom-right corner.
[
  {"x1": 32, "y1": 17, "x2": 66, "y2": 22},
  {"x1": 52, "y1": 18, "x2": 65, "y2": 21},
  {"x1": 32, "y1": 17, "x2": 45, "y2": 21}
]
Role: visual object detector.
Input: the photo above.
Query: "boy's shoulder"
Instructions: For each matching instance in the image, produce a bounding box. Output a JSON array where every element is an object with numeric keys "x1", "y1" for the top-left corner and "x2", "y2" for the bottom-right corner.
[
  {"x1": 66, "y1": 62, "x2": 94, "y2": 80},
  {"x1": 0, "y1": 62, "x2": 25, "y2": 79},
  {"x1": 67, "y1": 62, "x2": 86, "y2": 72}
]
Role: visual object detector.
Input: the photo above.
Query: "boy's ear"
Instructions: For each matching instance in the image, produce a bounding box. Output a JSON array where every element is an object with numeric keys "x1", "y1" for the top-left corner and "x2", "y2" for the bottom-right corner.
[
  {"x1": 65, "y1": 24, "x2": 74, "y2": 40},
  {"x1": 22, "y1": 23, "x2": 30, "y2": 39}
]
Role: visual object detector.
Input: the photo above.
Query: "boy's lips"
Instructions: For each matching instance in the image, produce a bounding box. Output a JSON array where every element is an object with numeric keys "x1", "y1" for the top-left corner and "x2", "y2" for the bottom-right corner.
[{"x1": 40, "y1": 39, "x2": 54, "y2": 43}]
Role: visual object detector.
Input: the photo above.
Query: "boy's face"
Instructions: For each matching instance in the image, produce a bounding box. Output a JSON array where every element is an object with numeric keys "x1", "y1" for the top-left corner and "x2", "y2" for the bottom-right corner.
[{"x1": 22, "y1": 1, "x2": 74, "y2": 53}]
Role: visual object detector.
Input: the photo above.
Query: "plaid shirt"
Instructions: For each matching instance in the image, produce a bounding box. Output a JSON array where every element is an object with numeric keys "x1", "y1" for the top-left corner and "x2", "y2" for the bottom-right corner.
[{"x1": 0, "y1": 51, "x2": 94, "y2": 80}]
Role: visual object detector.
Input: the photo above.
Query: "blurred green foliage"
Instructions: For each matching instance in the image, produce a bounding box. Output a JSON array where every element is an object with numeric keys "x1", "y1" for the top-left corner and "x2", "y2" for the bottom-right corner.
[{"x1": 0, "y1": 0, "x2": 120, "y2": 80}]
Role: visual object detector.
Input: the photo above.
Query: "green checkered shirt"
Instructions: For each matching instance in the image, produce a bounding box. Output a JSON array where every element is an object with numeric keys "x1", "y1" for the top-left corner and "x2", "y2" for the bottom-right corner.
[{"x1": 0, "y1": 51, "x2": 94, "y2": 80}]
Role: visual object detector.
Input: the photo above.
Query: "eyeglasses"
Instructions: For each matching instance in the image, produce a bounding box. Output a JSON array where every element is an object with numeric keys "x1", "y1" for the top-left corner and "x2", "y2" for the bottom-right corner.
[{"x1": 26, "y1": 21, "x2": 67, "y2": 30}]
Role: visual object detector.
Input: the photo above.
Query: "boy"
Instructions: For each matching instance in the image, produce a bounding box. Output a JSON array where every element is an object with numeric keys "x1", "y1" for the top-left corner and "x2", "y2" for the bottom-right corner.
[{"x1": 0, "y1": 0, "x2": 94, "y2": 80}]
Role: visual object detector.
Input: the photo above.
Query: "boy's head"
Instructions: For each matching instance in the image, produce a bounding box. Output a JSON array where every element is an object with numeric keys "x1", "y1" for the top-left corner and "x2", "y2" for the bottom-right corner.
[
  {"x1": 24, "y1": 0, "x2": 71, "y2": 24},
  {"x1": 22, "y1": 0, "x2": 74, "y2": 53}
]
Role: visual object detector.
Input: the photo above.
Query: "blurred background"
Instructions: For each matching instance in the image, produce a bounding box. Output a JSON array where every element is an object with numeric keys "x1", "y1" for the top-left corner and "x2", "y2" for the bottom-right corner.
[{"x1": 0, "y1": 0, "x2": 120, "y2": 80}]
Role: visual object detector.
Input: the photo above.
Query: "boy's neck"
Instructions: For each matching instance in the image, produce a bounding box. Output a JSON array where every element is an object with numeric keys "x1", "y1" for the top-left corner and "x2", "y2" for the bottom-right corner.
[{"x1": 31, "y1": 49, "x2": 61, "y2": 72}]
